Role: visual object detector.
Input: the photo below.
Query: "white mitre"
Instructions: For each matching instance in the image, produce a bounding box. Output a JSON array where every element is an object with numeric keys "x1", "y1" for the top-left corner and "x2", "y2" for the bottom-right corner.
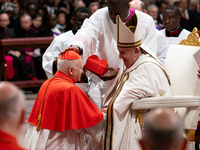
[{"x1": 117, "y1": 14, "x2": 161, "y2": 64}]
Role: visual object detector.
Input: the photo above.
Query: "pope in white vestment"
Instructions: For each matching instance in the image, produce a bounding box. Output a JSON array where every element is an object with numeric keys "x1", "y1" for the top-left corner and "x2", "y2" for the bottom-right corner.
[
  {"x1": 103, "y1": 53, "x2": 172, "y2": 150},
  {"x1": 70, "y1": 7, "x2": 160, "y2": 96},
  {"x1": 103, "y1": 15, "x2": 172, "y2": 150}
]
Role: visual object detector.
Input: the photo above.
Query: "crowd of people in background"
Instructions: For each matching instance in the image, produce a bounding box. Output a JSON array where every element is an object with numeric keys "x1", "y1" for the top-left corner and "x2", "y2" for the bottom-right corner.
[
  {"x1": 0, "y1": 0, "x2": 107, "y2": 40},
  {"x1": 0, "y1": 0, "x2": 104, "y2": 81},
  {"x1": 0, "y1": 0, "x2": 200, "y2": 81}
]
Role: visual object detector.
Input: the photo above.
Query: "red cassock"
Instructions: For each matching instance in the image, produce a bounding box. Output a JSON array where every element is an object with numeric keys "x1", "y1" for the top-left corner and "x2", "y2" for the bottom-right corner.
[
  {"x1": 28, "y1": 71, "x2": 103, "y2": 131},
  {"x1": 0, "y1": 130, "x2": 26, "y2": 150}
]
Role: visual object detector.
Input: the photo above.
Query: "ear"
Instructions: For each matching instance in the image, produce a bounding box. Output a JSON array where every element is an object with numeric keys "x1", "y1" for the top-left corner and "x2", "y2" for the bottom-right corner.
[
  {"x1": 139, "y1": 139, "x2": 146, "y2": 150},
  {"x1": 68, "y1": 67, "x2": 73, "y2": 76},
  {"x1": 135, "y1": 47, "x2": 141, "y2": 56}
]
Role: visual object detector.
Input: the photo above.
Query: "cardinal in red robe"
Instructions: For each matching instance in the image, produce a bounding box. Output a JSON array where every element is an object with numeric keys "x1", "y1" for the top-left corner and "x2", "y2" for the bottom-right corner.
[{"x1": 25, "y1": 50, "x2": 105, "y2": 150}]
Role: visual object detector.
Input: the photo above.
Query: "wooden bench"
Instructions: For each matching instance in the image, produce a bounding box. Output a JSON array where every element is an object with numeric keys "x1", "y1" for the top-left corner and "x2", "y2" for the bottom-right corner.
[{"x1": 0, "y1": 37, "x2": 54, "y2": 88}]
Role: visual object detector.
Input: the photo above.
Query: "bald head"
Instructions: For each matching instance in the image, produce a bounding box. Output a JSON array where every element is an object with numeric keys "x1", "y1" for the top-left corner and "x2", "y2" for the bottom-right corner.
[
  {"x1": 146, "y1": 108, "x2": 180, "y2": 130},
  {"x1": 0, "y1": 81, "x2": 20, "y2": 100},
  {"x1": 0, "y1": 82, "x2": 25, "y2": 121},
  {"x1": 147, "y1": 4, "x2": 159, "y2": 20},
  {"x1": 0, "y1": 82, "x2": 26, "y2": 136},
  {"x1": 57, "y1": 57, "x2": 83, "y2": 83},
  {"x1": 57, "y1": 58, "x2": 80, "y2": 72},
  {"x1": 140, "y1": 108, "x2": 187, "y2": 150},
  {"x1": 130, "y1": 0, "x2": 146, "y2": 12}
]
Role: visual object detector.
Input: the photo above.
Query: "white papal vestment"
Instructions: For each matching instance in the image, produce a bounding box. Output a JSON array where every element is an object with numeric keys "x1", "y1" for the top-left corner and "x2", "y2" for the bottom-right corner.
[{"x1": 103, "y1": 54, "x2": 172, "y2": 150}]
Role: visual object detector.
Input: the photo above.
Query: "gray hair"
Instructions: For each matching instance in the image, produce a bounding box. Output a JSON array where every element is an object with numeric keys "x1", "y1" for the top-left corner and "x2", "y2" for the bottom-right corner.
[
  {"x1": 143, "y1": 108, "x2": 184, "y2": 150},
  {"x1": 147, "y1": 4, "x2": 158, "y2": 13},
  {"x1": 21, "y1": 13, "x2": 32, "y2": 21},
  {"x1": 57, "y1": 58, "x2": 79, "y2": 73}
]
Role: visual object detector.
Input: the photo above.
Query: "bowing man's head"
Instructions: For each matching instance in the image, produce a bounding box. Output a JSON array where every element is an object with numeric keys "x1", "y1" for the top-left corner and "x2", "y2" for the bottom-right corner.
[{"x1": 57, "y1": 50, "x2": 83, "y2": 82}]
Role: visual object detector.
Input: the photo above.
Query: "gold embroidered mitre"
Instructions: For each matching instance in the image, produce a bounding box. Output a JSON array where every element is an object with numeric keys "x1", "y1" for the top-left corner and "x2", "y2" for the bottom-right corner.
[{"x1": 117, "y1": 14, "x2": 142, "y2": 48}]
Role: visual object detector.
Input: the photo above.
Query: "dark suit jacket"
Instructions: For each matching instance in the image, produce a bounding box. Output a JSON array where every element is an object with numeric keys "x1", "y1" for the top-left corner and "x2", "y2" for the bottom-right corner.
[
  {"x1": 15, "y1": 27, "x2": 39, "y2": 38},
  {"x1": 180, "y1": 9, "x2": 197, "y2": 32},
  {"x1": 0, "y1": 27, "x2": 16, "y2": 39}
]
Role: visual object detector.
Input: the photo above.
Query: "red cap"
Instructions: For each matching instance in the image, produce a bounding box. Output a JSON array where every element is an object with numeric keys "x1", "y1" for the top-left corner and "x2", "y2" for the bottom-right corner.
[
  {"x1": 59, "y1": 49, "x2": 81, "y2": 60},
  {"x1": 85, "y1": 55, "x2": 108, "y2": 76}
]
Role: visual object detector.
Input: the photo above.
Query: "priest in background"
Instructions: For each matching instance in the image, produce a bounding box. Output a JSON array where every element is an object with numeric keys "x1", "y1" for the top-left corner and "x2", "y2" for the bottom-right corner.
[
  {"x1": 161, "y1": 5, "x2": 191, "y2": 47},
  {"x1": 103, "y1": 14, "x2": 171, "y2": 150}
]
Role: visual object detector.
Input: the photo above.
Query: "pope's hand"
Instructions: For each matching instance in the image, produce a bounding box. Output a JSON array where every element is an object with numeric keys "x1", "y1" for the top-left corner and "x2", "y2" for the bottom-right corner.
[{"x1": 99, "y1": 67, "x2": 119, "y2": 81}]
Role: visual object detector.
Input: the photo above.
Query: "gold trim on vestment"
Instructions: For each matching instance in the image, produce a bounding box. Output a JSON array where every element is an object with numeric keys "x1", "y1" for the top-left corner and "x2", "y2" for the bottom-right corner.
[
  {"x1": 117, "y1": 39, "x2": 142, "y2": 48},
  {"x1": 104, "y1": 70, "x2": 127, "y2": 105},
  {"x1": 104, "y1": 58, "x2": 171, "y2": 149},
  {"x1": 127, "y1": 61, "x2": 171, "y2": 86},
  {"x1": 187, "y1": 129, "x2": 196, "y2": 142},
  {"x1": 104, "y1": 72, "x2": 129, "y2": 150},
  {"x1": 36, "y1": 76, "x2": 55, "y2": 131},
  {"x1": 117, "y1": 15, "x2": 142, "y2": 48}
]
